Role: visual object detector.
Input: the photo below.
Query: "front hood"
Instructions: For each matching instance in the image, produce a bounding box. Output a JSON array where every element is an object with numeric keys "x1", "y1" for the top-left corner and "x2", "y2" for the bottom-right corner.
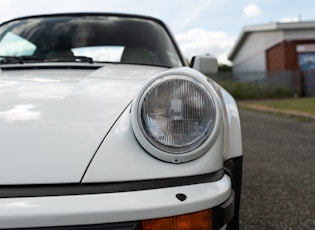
[{"x1": 0, "y1": 64, "x2": 167, "y2": 185}]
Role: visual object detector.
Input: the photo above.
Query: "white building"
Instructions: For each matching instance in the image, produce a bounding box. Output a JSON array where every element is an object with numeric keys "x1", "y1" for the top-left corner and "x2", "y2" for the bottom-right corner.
[{"x1": 228, "y1": 21, "x2": 315, "y2": 95}]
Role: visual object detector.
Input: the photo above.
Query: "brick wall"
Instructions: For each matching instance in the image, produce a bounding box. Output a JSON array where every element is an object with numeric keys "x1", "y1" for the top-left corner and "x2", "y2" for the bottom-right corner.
[
  {"x1": 266, "y1": 40, "x2": 315, "y2": 71},
  {"x1": 266, "y1": 40, "x2": 315, "y2": 95},
  {"x1": 266, "y1": 42, "x2": 286, "y2": 71}
]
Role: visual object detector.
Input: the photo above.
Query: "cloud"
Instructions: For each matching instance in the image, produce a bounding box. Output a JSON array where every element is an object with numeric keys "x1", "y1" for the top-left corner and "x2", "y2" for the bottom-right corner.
[
  {"x1": 242, "y1": 4, "x2": 262, "y2": 18},
  {"x1": 175, "y1": 28, "x2": 236, "y2": 64},
  {"x1": 0, "y1": 0, "x2": 135, "y2": 23},
  {"x1": 174, "y1": 0, "x2": 214, "y2": 31},
  {"x1": 72, "y1": 47, "x2": 124, "y2": 62},
  {"x1": 0, "y1": 0, "x2": 14, "y2": 22},
  {"x1": 279, "y1": 16, "x2": 300, "y2": 23},
  {"x1": 0, "y1": 104, "x2": 41, "y2": 122}
]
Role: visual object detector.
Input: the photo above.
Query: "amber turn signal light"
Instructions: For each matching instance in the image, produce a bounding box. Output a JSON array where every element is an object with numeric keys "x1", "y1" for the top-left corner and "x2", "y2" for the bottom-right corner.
[{"x1": 142, "y1": 209, "x2": 212, "y2": 230}]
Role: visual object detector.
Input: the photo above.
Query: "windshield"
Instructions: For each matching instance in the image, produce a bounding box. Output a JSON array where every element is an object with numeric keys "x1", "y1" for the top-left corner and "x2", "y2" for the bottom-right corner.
[{"x1": 0, "y1": 14, "x2": 183, "y2": 67}]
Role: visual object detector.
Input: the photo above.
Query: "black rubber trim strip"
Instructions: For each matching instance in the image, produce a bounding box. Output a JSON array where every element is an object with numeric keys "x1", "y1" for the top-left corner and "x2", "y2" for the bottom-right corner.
[
  {"x1": 224, "y1": 156, "x2": 243, "y2": 230},
  {"x1": 4, "y1": 221, "x2": 141, "y2": 230},
  {"x1": 0, "y1": 169, "x2": 224, "y2": 198},
  {"x1": 212, "y1": 190, "x2": 235, "y2": 230},
  {"x1": 0, "y1": 65, "x2": 101, "y2": 70}
]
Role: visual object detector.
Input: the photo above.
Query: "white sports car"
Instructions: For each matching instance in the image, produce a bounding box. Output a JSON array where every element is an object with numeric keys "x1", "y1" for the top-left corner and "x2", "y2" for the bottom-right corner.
[{"x1": 0, "y1": 13, "x2": 242, "y2": 230}]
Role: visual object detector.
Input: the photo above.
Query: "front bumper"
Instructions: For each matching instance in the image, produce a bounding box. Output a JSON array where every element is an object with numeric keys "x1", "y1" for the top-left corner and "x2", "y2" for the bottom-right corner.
[{"x1": 0, "y1": 175, "x2": 232, "y2": 229}]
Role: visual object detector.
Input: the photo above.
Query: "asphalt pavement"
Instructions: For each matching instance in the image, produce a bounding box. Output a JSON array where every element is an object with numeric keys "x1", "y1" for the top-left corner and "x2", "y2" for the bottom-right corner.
[{"x1": 238, "y1": 109, "x2": 315, "y2": 229}]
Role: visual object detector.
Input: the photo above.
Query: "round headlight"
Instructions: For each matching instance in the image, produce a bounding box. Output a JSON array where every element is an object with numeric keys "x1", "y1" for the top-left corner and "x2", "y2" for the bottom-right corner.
[{"x1": 132, "y1": 72, "x2": 219, "y2": 163}]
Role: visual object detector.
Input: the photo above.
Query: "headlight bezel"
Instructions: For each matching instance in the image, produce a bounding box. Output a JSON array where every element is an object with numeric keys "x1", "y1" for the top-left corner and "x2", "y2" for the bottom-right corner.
[{"x1": 131, "y1": 68, "x2": 222, "y2": 163}]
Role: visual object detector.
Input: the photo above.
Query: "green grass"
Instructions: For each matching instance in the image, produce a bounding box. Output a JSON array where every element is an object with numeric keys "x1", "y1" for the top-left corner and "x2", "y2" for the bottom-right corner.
[
  {"x1": 211, "y1": 78, "x2": 315, "y2": 117},
  {"x1": 241, "y1": 97, "x2": 315, "y2": 115}
]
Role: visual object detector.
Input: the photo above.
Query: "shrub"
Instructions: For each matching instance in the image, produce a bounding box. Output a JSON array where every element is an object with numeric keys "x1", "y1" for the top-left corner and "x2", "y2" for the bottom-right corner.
[{"x1": 215, "y1": 80, "x2": 292, "y2": 99}]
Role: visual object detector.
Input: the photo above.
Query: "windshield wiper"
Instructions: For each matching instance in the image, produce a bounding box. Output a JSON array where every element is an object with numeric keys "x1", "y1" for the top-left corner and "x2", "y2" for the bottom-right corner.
[
  {"x1": 54, "y1": 56, "x2": 94, "y2": 64},
  {"x1": 73, "y1": 56, "x2": 94, "y2": 63},
  {"x1": 0, "y1": 55, "x2": 94, "y2": 64},
  {"x1": 0, "y1": 55, "x2": 45, "y2": 64}
]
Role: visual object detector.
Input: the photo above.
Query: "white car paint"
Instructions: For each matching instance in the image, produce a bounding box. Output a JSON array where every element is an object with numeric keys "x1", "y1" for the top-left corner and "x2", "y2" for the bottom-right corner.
[
  {"x1": 84, "y1": 67, "x2": 226, "y2": 182},
  {"x1": 83, "y1": 103, "x2": 224, "y2": 182},
  {"x1": 0, "y1": 175, "x2": 231, "y2": 229},
  {"x1": 0, "y1": 64, "x2": 167, "y2": 184},
  {"x1": 0, "y1": 63, "x2": 242, "y2": 185},
  {"x1": 213, "y1": 82, "x2": 243, "y2": 160},
  {"x1": 0, "y1": 13, "x2": 242, "y2": 229},
  {"x1": 0, "y1": 62, "x2": 241, "y2": 184}
]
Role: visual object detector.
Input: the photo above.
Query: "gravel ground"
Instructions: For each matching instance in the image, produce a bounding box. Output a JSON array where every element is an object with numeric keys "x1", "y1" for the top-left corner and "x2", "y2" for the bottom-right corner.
[{"x1": 239, "y1": 109, "x2": 315, "y2": 230}]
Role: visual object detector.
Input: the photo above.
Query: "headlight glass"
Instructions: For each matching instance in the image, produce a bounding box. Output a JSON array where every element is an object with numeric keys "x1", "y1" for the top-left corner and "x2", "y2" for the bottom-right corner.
[{"x1": 138, "y1": 75, "x2": 216, "y2": 154}]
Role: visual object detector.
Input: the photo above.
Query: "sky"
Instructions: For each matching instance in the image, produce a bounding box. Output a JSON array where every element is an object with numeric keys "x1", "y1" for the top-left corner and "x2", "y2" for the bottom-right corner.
[{"x1": 1, "y1": 0, "x2": 315, "y2": 64}]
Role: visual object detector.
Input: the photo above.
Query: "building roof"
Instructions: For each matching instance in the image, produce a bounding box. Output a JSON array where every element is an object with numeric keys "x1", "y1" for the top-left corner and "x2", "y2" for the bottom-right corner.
[{"x1": 228, "y1": 21, "x2": 315, "y2": 61}]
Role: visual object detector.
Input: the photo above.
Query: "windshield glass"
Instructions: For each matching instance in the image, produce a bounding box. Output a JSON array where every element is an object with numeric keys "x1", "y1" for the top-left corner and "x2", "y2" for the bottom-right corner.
[{"x1": 0, "y1": 15, "x2": 183, "y2": 67}]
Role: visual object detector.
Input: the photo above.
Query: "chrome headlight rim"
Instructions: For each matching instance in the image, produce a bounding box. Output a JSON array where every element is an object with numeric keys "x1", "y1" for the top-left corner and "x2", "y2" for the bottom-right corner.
[{"x1": 131, "y1": 68, "x2": 222, "y2": 163}]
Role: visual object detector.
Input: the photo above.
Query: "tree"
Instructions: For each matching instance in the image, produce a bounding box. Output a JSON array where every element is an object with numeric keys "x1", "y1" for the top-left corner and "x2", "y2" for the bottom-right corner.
[{"x1": 218, "y1": 64, "x2": 232, "y2": 72}]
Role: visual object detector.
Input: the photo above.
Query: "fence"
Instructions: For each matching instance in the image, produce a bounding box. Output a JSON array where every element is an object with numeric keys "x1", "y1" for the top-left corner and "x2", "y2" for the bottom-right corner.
[{"x1": 214, "y1": 70, "x2": 315, "y2": 97}]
